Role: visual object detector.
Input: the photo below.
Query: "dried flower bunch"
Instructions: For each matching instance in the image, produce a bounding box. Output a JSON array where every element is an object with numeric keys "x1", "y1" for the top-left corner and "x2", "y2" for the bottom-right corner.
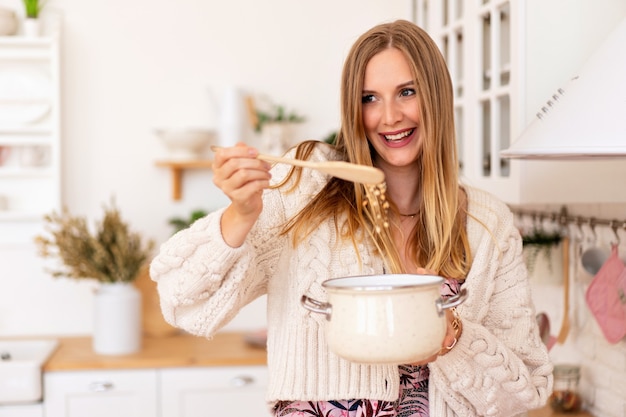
[{"x1": 35, "y1": 201, "x2": 155, "y2": 283}]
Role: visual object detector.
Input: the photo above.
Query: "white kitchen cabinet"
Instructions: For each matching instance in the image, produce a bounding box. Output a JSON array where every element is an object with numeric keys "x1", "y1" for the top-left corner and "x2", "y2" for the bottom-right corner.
[
  {"x1": 0, "y1": 16, "x2": 61, "y2": 244},
  {"x1": 43, "y1": 369, "x2": 158, "y2": 417},
  {"x1": 417, "y1": 0, "x2": 626, "y2": 204},
  {"x1": 417, "y1": 0, "x2": 521, "y2": 202},
  {"x1": 160, "y1": 366, "x2": 270, "y2": 417},
  {"x1": 43, "y1": 366, "x2": 270, "y2": 417}
]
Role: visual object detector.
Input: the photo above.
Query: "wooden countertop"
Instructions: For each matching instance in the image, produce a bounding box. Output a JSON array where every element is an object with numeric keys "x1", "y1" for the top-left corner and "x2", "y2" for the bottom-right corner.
[
  {"x1": 43, "y1": 331, "x2": 267, "y2": 372},
  {"x1": 528, "y1": 406, "x2": 593, "y2": 417}
]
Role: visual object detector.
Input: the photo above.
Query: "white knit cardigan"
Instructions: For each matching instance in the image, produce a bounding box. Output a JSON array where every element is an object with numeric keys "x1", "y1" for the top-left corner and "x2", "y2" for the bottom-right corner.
[{"x1": 150, "y1": 146, "x2": 553, "y2": 417}]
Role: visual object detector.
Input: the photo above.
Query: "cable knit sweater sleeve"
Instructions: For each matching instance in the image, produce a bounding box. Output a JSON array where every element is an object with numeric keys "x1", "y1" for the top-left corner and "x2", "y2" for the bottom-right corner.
[
  {"x1": 149, "y1": 162, "x2": 304, "y2": 338},
  {"x1": 428, "y1": 187, "x2": 553, "y2": 417}
]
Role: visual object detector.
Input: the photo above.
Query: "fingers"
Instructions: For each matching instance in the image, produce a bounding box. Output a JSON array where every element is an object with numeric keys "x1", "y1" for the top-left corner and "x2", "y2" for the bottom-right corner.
[
  {"x1": 439, "y1": 309, "x2": 456, "y2": 347},
  {"x1": 212, "y1": 144, "x2": 272, "y2": 217},
  {"x1": 415, "y1": 267, "x2": 437, "y2": 275}
]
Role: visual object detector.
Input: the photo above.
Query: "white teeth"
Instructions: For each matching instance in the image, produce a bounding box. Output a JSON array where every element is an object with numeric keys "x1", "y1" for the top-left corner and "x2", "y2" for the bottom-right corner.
[{"x1": 384, "y1": 130, "x2": 412, "y2": 141}]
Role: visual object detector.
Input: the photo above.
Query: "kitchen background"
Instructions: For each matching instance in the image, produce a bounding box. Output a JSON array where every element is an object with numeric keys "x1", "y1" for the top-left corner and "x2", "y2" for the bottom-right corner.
[{"x1": 0, "y1": 0, "x2": 625, "y2": 416}]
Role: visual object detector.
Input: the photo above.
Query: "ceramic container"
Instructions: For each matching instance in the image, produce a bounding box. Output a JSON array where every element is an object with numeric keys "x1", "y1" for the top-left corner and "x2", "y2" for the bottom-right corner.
[
  {"x1": 155, "y1": 128, "x2": 216, "y2": 160},
  {"x1": 0, "y1": 7, "x2": 18, "y2": 36},
  {"x1": 93, "y1": 282, "x2": 141, "y2": 355}
]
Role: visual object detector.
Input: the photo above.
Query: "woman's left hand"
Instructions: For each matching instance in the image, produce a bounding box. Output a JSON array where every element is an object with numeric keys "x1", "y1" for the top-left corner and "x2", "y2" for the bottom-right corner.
[{"x1": 408, "y1": 268, "x2": 462, "y2": 366}]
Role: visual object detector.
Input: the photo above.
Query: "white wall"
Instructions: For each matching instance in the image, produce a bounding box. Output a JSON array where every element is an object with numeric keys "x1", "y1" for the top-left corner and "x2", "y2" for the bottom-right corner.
[{"x1": 0, "y1": 0, "x2": 413, "y2": 337}]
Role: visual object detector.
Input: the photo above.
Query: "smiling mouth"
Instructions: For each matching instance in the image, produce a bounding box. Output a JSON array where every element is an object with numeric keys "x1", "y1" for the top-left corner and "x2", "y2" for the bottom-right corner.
[{"x1": 383, "y1": 129, "x2": 414, "y2": 142}]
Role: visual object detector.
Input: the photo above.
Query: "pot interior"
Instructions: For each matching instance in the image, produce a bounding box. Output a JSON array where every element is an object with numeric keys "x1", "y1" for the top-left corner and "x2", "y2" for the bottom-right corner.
[{"x1": 322, "y1": 274, "x2": 443, "y2": 291}]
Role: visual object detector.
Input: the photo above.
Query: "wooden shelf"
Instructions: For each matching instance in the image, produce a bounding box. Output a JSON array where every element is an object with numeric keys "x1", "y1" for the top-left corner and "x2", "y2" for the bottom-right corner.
[{"x1": 155, "y1": 160, "x2": 213, "y2": 200}]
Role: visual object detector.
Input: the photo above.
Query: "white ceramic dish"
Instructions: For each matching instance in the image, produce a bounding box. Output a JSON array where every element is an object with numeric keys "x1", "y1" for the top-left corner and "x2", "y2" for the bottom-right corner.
[
  {"x1": 0, "y1": 67, "x2": 52, "y2": 125},
  {"x1": 155, "y1": 128, "x2": 216, "y2": 160}
]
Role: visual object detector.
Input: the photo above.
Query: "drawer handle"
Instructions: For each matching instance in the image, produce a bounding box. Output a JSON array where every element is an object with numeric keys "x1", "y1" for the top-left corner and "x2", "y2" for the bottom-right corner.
[
  {"x1": 88, "y1": 381, "x2": 114, "y2": 392},
  {"x1": 230, "y1": 375, "x2": 255, "y2": 387}
]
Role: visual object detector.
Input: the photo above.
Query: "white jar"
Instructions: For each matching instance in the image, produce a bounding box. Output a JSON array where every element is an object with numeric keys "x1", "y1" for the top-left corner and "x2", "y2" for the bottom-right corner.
[{"x1": 93, "y1": 282, "x2": 142, "y2": 355}]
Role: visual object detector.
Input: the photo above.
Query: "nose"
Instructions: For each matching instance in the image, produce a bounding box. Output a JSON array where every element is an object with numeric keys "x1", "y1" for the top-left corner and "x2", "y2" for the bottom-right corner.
[{"x1": 382, "y1": 100, "x2": 402, "y2": 125}]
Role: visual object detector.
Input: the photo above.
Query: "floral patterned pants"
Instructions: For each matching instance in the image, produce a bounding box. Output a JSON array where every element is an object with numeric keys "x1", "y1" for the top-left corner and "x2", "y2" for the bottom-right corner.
[{"x1": 273, "y1": 364, "x2": 430, "y2": 417}]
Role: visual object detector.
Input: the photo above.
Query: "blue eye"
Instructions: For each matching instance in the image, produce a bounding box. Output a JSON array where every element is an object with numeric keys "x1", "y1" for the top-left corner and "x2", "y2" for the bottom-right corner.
[
  {"x1": 400, "y1": 88, "x2": 416, "y2": 97},
  {"x1": 362, "y1": 94, "x2": 375, "y2": 104}
]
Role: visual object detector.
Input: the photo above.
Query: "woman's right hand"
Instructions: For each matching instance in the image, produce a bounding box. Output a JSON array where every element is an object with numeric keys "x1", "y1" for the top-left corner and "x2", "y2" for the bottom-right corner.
[{"x1": 212, "y1": 143, "x2": 272, "y2": 247}]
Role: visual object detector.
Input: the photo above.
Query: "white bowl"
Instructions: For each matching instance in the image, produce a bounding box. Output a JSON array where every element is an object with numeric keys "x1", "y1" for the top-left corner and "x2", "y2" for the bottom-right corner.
[{"x1": 155, "y1": 128, "x2": 216, "y2": 160}]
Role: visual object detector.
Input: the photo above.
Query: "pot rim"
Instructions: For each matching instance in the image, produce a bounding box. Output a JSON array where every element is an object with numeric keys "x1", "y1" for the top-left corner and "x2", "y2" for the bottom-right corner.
[{"x1": 322, "y1": 273, "x2": 443, "y2": 292}]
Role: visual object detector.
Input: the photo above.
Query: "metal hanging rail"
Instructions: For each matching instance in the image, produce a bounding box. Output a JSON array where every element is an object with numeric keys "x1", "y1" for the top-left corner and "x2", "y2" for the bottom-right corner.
[{"x1": 509, "y1": 206, "x2": 626, "y2": 233}]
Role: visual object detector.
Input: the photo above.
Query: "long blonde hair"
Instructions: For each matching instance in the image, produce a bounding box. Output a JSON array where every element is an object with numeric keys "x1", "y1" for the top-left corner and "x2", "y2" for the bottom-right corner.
[{"x1": 279, "y1": 20, "x2": 471, "y2": 279}]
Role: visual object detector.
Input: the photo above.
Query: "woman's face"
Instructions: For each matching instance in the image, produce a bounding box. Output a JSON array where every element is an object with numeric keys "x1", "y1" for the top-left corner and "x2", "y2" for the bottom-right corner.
[{"x1": 362, "y1": 47, "x2": 422, "y2": 170}]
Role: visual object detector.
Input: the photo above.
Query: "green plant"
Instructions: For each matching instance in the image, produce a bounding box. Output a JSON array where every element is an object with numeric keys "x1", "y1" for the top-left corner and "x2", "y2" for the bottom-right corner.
[
  {"x1": 22, "y1": 0, "x2": 45, "y2": 18},
  {"x1": 168, "y1": 209, "x2": 209, "y2": 234},
  {"x1": 34, "y1": 200, "x2": 155, "y2": 283},
  {"x1": 254, "y1": 104, "x2": 305, "y2": 133},
  {"x1": 323, "y1": 131, "x2": 338, "y2": 145},
  {"x1": 522, "y1": 228, "x2": 563, "y2": 275}
]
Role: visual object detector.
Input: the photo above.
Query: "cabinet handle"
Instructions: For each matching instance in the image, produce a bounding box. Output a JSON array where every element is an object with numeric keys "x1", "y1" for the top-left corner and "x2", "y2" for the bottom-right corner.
[
  {"x1": 230, "y1": 375, "x2": 255, "y2": 387},
  {"x1": 88, "y1": 381, "x2": 115, "y2": 392}
]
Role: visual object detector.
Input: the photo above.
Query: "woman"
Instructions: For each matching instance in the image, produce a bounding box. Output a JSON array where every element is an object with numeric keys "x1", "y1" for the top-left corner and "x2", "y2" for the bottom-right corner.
[{"x1": 150, "y1": 20, "x2": 552, "y2": 416}]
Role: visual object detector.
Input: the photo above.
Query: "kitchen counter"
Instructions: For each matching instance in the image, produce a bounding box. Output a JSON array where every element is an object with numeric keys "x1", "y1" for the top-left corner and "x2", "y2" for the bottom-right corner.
[
  {"x1": 43, "y1": 331, "x2": 267, "y2": 372},
  {"x1": 528, "y1": 406, "x2": 593, "y2": 417},
  {"x1": 42, "y1": 333, "x2": 594, "y2": 417}
]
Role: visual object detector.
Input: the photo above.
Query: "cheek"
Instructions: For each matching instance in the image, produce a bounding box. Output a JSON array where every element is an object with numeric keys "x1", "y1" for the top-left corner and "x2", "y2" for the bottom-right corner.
[
  {"x1": 407, "y1": 102, "x2": 421, "y2": 123},
  {"x1": 362, "y1": 107, "x2": 379, "y2": 133}
]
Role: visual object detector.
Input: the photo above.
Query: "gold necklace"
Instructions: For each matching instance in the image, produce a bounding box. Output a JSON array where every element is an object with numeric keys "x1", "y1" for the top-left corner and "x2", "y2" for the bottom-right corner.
[{"x1": 399, "y1": 212, "x2": 418, "y2": 218}]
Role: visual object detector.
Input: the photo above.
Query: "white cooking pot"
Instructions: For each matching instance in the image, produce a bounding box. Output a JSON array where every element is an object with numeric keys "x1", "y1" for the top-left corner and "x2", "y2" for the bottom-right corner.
[{"x1": 301, "y1": 274, "x2": 467, "y2": 364}]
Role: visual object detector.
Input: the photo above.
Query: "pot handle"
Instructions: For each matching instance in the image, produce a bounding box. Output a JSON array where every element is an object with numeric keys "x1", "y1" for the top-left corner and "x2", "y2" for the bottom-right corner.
[
  {"x1": 300, "y1": 295, "x2": 332, "y2": 320},
  {"x1": 436, "y1": 288, "x2": 468, "y2": 316}
]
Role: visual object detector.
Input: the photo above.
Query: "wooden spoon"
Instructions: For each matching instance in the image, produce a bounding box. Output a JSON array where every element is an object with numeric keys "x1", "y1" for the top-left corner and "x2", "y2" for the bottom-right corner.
[
  {"x1": 556, "y1": 235, "x2": 570, "y2": 344},
  {"x1": 211, "y1": 146, "x2": 385, "y2": 184}
]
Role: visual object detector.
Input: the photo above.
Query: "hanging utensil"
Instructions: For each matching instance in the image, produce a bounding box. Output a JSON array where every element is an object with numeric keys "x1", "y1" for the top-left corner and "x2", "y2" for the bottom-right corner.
[
  {"x1": 580, "y1": 220, "x2": 610, "y2": 275},
  {"x1": 536, "y1": 312, "x2": 556, "y2": 351},
  {"x1": 556, "y1": 235, "x2": 571, "y2": 344},
  {"x1": 211, "y1": 146, "x2": 385, "y2": 185}
]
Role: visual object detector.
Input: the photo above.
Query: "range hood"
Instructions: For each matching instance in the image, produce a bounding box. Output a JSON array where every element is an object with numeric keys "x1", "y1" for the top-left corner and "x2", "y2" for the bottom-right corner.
[{"x1": 501, "y1": 17, "x2": 626, "y2": 159}]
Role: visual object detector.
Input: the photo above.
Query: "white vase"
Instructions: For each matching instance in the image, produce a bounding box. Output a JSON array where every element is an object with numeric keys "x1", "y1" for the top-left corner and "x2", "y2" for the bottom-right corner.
[
  {"x1": 93, "y1": 282, "x2": 142, "y2": 355},
  {"x1": 22, "y1": 18, "x2": 40, "y2": 37},
  {"x1": 218, "y1": 86, "x2": 246, "y2": 147}
]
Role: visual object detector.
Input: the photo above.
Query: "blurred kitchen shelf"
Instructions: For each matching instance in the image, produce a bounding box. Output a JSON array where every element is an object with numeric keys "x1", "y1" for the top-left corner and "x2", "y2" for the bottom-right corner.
[
  {"x1": 0, "y1": 210, "x2": 45, "y2": 222},
  {"x1": 0, "y1": 38, "x2": 55, "y2": 60},
  {"x1": 0, "y1": 167, "x2": 54, "y2": 177},
  {"x1": 0, "y1": 18, "x2": 61, "y2": 241},
  {"x1": 155, "y1": 159, "x2": 213, "y2": 200}
]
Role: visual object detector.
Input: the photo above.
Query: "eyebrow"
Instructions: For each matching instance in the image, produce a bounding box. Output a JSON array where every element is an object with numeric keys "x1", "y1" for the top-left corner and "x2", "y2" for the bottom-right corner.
[{"x1": 362, "y1": 80, "x2": 415, "y2": 94}]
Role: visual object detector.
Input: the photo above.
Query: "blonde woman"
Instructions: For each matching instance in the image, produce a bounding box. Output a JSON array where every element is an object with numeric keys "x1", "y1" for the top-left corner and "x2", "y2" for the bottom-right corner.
[{"x1": 151, "y1": 20, "x2": 552, "y2": 416}]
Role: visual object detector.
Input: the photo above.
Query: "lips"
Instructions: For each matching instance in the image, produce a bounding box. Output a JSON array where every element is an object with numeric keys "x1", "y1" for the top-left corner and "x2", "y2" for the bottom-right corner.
[{"x1": 382, "y1": 128, "x2": 414, "y2": 143}]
